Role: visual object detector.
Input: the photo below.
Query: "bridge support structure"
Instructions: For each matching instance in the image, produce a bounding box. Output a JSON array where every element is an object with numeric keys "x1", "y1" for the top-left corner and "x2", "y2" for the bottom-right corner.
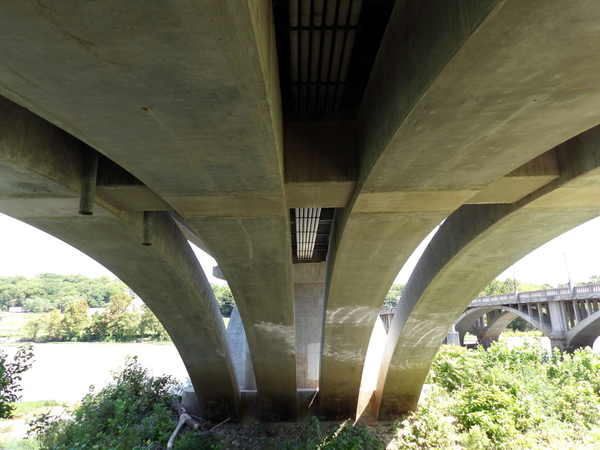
[{"x1": 457, "y1": 286, "x2": 600, "y2": 351}]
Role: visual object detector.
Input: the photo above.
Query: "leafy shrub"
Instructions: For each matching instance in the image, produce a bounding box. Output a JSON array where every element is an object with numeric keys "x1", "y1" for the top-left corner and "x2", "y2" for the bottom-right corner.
[
  {"x1": 392, "y1": 342, "x2": 600, "y2": 449},
  {"x1": 28, "y1": 356, "x2": 198, "y2": 449},
  {"x1": 0, "y1": 345, "x2": 34, "y2": 419}
]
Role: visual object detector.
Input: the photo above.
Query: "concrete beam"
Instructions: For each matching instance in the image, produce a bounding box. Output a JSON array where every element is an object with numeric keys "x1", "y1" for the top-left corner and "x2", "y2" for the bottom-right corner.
[
  {"x1": 284, "y1": 121, "x2": 358, "y2": 208},
  {"x1": 0, "y1": 98, "x2": 239, "y2": 420},
  {"x1": 467, "y1": 151, "x2": 560, "y2": 204},
  {"x1": 376, "y1": 124, "x2": 600, "y2": 420}
]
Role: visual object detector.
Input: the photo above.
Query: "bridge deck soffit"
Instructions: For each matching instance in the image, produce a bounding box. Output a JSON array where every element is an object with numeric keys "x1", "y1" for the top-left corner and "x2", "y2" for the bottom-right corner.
[{"x1": 2, "y1": 1, "x2": 600, "y2": 423}]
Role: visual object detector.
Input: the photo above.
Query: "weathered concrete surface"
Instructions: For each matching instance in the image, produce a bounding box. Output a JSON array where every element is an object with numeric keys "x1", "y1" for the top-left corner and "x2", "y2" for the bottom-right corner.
[
  {"x1": 293, "y1": 262, "x2": 326, "y2": 390},
  {"x1": 567, "y1": 314, "x2": 600, "y2": 350},
  {"x1": 376, "y1": 123, "x2": 600, "y2": 420},
  {"x1": 284, "y1": 122, "x2": 358, "y2": 208},
  {"x1": 2, "y1": 0, "x2": 600, "y2": 423},
  {"x1": 321, "y1": 0, "x2": 600, "y2": 420},
  {"x1": 0, "y1": 98, "x2": 238, "y2": 420},
  {"x1": 226, "y1": 307, "x2": 256, "y2": 391},
  {"x1": 0, "y1": 2, "x2": 296, "y2": 419}
]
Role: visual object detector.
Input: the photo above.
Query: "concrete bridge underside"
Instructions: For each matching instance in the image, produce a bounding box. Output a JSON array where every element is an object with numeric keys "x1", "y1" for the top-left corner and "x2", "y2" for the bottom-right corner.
[{"x1": 2, "y1": 1, "x2": 600, "y2": 422}]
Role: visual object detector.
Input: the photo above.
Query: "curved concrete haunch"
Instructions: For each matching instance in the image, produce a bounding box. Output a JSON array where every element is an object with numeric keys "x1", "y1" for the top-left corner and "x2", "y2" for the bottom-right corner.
[
  {"x1": 319, "y1": 0, "x2": 600, "y2": 420},
  {"x1": 0, "y1": 98, "x2": 239, "y2": 420},
  {"x1": 567, "y1": 312, "x2": 600, "y2": 350},
  {"x1": 376, "y1": 123, "x2": 600, "y2": 420}
]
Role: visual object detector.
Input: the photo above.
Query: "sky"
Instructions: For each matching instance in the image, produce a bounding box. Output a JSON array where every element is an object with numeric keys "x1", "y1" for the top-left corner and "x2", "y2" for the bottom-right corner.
[{"x1": 0, "y1": 212, "x2": 599, "y2": 287}]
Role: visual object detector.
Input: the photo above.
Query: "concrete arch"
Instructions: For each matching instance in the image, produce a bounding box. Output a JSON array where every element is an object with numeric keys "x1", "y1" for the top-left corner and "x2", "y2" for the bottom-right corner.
[
  {"x1": 567, "y1": 310, "x2": 600, "y2": 350},
  {"x1": 319, "y1": 0, "x2": 600, "y2": 420},
  {"x1": 455, "y1": 307, "x2": 499, "y2": 345},
  {"x1": 0, "y1": 3, "x2": 296, "y2": 421},
  {"x1": 0, "y1": 98, "x2": 239, "y2": 420},
  {"x1": 376, "y1": 121, "x2": 600, "y2": 421},
  {"x1": 456, "y1": 307, "x2": 550, "y2": 346}
]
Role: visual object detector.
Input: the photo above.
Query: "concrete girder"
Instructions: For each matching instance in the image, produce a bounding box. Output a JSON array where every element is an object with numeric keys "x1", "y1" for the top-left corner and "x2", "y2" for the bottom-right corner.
[
  {"x1": 0, "y1": 98, "x2": 238, "y2": 420},
  {"x1": 376, "y1": 123, "x2": 600, "y2": 420},
  {"x1": 319, "y1": 0, "x2": 600, "y2": 420},
  {"x1": 358, "y1": 0, "x2": 600, "y2": 194},
  {"x1": 0, "y1": 2, "x2": 296, "y2": 419}
]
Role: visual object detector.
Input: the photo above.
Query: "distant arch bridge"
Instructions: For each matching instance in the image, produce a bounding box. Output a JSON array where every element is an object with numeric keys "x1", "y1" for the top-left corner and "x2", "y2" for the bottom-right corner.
[{"x1": 381, "y1": 284, "x2": 600, "y2": 352}]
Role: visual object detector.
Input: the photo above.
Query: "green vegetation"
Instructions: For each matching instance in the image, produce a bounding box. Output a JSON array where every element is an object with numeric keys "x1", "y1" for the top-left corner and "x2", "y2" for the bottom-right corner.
[
  {"x1": 0, "y1": 274, "x2": 126, "y2": 311},
  {"x1": 28, "y1": 357, "x2": 185, "y2": 450},
  {"x1": 0, "y1": 346, "x2": 34, "y2": 419},
  {"x1": 22, "y1": 294, "x2": 168, "y2": 343},
  {"x1": 212, "y1": 285, "x2": 235, "y2": 317},
  {"x1": 383, "y1": 284, "x2": 404, "y2": 309},
  {"x1": 0, "y1": 275, "x2": 237, "y2": 342},
  {"x1": 389, "y1": 342, "x2": 600, "y2": 449},
  {"x1": 27, "y1": 342, "x2": 600, "y2": 449},
  {"x1": 0, "y1": 274, "x2": 235, "y2": 321}
]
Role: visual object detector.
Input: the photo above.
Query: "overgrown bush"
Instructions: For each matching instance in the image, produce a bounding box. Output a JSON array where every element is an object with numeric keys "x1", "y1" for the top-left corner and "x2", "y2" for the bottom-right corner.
[
  {"x1": 29, "y1": 343, "x2": 600, "y2": 449},
  {"x1": 28, "y1": 357, "x2": 210, "y2": 449},
  {"x1": 390, "y1": 342, "x2": 600, "y2": 450},
  {"x1": 0, "y1": 345, "x2": 34, "y2": 419}
]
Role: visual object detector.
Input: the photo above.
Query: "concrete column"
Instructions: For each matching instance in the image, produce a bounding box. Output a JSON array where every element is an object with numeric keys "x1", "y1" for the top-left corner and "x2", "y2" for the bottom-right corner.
[
  {"x1": 446, "y1": 325, "x2": 460, "y2": 346},
  {"x1": 293, "y1": 262, "x2": 326, "y2": 389},
  {"x1": 548, "y1": 301, "x2": 568, "y2": 344},
  {"x1": 573, "y1": 300, "x2": 581, "y2": 323},
  {"x1": 226, "y1": 306, "x2": 256, "y2": 390}
]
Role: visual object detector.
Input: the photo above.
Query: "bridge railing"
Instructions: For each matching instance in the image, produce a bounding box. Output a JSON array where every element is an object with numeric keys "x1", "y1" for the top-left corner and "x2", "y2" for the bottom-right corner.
[
  {"x1": 573, "y1": 284, "x2": 600, "y2": 295},
  {"x1": 379, "y1": 284, "x2": 600, "y2": 316},
  {"x1": 470, "y1": 293, "x2": 516, "y2": 306},
  {"x1": 468, "y1": 284, "x2": 600, "y2": 308}
]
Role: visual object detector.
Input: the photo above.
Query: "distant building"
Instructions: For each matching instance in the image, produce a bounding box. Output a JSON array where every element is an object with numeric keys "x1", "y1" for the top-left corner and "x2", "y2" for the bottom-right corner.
[{"x1": 8, "y1": 307, "x2": 27, "y2": 313}]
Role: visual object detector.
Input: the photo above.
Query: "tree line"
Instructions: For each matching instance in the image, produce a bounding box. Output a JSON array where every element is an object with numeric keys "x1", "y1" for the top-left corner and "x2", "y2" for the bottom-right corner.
[
  {"x1": 25, "y1": 294, "x2": 169, "y2": 342},
  {"x1": 0, "y1": 273, "x2": 235, "y2": 316},
  {"x1": 0, "y1": 274, "x2": 236, "y2": 343},
  {"x1": 0, "y1": 273, "x2": 126, "y2": 311}
]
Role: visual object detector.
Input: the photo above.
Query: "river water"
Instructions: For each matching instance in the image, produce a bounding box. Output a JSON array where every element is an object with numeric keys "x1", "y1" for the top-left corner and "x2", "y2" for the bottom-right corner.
[
  {"x1": 1, "y1": 337, "x2": 599, "y2": 404},
  {"x1": 0, "y1": 342, "x2": 188, "y2": 403}
]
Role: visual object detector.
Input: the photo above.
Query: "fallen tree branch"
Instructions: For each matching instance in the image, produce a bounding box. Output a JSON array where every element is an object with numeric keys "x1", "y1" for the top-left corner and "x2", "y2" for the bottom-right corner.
[
  {"x1": 166, "y1": 413, "x2": 188, "y2": 450},
  {"x1": 198, "y1": 417, "x2": 230, "y2": 435},
  {"x1": 170, "y1": 400, "x2": 205, "y2": 430}
]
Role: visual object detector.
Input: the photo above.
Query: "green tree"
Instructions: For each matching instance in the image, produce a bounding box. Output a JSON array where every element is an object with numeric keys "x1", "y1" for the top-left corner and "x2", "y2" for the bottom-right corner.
[
  {"x1": 384, "y1": 284, "x2": 404, "y2": 308},
  {"x1": 22, "y1": 297, "x2": 53, "y2": 313},
  {"x1": 45, "y1": 310, "x2": 63, "y2": 341},
  {"x1": 25, "y1": 317, "x2": 45, "y2": 342},
  {"x1": 480, "y1": 278, "x2": 516, "y2": 296},
  {"x1": 0, "y1": 345, "x2": 34, "y2": 419},
  {"x1": 212, "y1": 285, "x2": 235, "y2": 317},
  {"x1": 101, "y1": 294, "x2": 140, "y2": 341},
  {"x1": 139, "y1": 305, "x2": 169, "y2": 340},
  {"x1": 61, "y1": 300, "x2": 90, "y2": 341}
]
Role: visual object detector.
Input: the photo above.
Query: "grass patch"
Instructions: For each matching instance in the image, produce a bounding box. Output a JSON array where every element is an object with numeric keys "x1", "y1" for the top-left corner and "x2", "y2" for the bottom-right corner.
[
  {"x1": 0, "y1": 314, "x2": 38, "y2": 339},
  {"x1": 501, "y1": 329, "x2": 543, "y2": 338},
  {"x1": 10, "y1": 401, "x2": 65, "y2": 419}
]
